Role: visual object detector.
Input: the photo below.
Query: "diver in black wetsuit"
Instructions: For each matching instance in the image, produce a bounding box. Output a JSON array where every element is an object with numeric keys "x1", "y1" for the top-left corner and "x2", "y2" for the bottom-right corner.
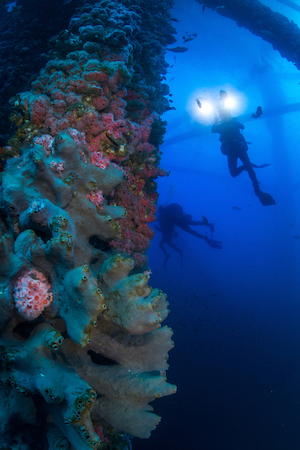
[
  {"x1": 155, "y1": 203, "x2": 222, "y2": 269},
  {"x1": 211, "y1": 93, "x2": 276, "y2": 206}
]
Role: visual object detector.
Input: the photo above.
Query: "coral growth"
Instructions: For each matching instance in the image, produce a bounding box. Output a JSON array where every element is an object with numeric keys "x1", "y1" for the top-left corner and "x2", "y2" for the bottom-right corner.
[
  {"x1": 0, "y1": 0, "x2": 83, "y2": 146},
  {"x1": 8, "y1": 0, "x2": 174, "y2": 265},
  {"x1": 13, "y1": 269, "x2": 53, "y2": 320},
  {"x1": 0, "y1": 0, "x2": 176, "y2": 449}
]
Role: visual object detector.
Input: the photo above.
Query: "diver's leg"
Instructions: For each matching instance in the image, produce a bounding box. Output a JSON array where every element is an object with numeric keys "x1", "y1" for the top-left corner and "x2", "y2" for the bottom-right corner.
[
  {"x1": 228, "y1": 155, "x2": 244, "y2": 177},
  {"x1": 187, "y1": 220, "x2": 205, "y2": 226},
  {"x1": 167, "y1": 242, "x2": 183, "y2": 267},
  {"x1": 179, "y1": 224, "x2": 206, "y2": 239},
  {"x1": 159, "y1": 238, "x2": 170, "y2": 269},
  {"x1": 228, "y1": 153, "x2": 269, "y2": 178},
  {"x1": 238, "y1": 151, "x2": 275, "y2": 204},
  {"x1": 238, "y1": 151, "x2": 259, "y2": 185},
  {"x1": 178, "y1": 225, "x2": 222, "y2": 249}
]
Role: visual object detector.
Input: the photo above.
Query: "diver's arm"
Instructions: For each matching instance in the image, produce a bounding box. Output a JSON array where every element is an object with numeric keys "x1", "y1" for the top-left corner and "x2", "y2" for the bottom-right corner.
[{"x1": 212, "y1": 113, "x2": 223, "y2": 133}]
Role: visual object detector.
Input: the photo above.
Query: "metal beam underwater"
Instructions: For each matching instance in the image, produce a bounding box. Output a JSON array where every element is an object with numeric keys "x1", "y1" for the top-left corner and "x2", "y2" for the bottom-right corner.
[{"x1": 275, "y1": 0, "x2": 300, "y2": 13}]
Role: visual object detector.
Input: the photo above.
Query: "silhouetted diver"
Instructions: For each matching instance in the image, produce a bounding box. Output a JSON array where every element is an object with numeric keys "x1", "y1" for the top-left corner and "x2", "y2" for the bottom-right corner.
[
  {"x1": 212, "y1": 96, "x2": 276, "y2": 206},
  {"x1": 155, "y1": 203, "x2": 222, "y2": 269}
]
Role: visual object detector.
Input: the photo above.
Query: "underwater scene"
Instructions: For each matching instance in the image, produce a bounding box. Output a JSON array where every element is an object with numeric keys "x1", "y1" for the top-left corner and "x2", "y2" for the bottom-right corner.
[{"x1": 0, "y1": 0, "x2": 300, "y2": 449}]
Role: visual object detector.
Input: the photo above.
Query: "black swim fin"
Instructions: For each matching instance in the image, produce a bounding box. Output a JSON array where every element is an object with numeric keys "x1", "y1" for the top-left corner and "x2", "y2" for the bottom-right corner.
[
  {"x1": 254, "y1": 186, "x2": 276, "y2": 206},
  {"x1": 252, "y1": 163, "x2": 271, "y2": 169}
]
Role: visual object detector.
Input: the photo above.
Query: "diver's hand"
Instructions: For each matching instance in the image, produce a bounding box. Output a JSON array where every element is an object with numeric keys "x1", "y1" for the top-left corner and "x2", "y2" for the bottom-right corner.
[{"x1": 205, "y1": 236, "x2": 222, "y2": 249}]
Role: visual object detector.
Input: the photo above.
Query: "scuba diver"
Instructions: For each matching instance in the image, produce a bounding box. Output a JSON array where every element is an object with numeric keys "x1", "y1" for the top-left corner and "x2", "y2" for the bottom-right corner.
[
  {"x1": 155, "y1": 203, "x2": 222, "y2": 269},
  {"x1": 211, "y1": 91, "x2": 276, "y2": 206}
]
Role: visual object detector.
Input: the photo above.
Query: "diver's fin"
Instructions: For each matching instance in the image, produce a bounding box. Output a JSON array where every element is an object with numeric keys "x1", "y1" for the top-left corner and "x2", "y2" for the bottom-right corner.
[
  {"x1": 254, "y1": 186, "x2": 276, "y2": 206},
  {"x1": 201, "y1": 215, "x2": 209, "y2": 226},
  {"x1": 252, "y1": 163, "x2": 271, "y2": 169}
]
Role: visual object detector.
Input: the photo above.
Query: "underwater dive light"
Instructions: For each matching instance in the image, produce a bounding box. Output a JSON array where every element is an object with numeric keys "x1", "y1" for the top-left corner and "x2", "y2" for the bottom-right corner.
[
  {"x1": 195, "y1": 97, "x2": 214, "y2": 116},
  {"x1": 219, "y1": 90, "x2": 237, "y2": 111},
  {"x1": 188, "y1": 86, "x2": 246, "y2": 125}
]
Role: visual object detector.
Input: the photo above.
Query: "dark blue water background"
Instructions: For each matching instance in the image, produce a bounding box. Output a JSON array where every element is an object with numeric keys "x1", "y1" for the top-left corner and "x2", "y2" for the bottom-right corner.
[{"x1": 135, "y1": 1, "x2": 300, "y2": 449}]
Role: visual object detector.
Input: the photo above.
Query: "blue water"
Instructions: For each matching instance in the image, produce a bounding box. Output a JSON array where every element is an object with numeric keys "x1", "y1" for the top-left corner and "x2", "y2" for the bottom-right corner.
[{"x1": 135, "y1": 1, "x2": 300, "y2": 449}]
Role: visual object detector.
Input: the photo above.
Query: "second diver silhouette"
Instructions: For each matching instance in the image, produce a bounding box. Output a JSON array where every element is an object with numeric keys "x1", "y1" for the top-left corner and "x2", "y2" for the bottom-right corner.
[
  {"x1": 211, "y1": 91, "x2": 276, "y2": 206},
  {"x1": 155, "y1": 203, "x2": 222, "y2": 269}
]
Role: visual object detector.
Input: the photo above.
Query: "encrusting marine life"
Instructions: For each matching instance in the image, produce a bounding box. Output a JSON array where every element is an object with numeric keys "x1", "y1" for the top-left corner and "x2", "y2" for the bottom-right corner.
[{"x1": 0, "y1": 0, "x2": 177, "y2": 449}]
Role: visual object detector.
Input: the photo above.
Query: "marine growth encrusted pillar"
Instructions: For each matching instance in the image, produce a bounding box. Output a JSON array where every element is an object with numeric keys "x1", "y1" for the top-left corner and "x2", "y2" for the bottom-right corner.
[
  {"x1": 0, "y1": 1, "x2": 177, "y2": 449},
  {"x1": 197, "y1": 0, "x2": 300, "y2": 69}
]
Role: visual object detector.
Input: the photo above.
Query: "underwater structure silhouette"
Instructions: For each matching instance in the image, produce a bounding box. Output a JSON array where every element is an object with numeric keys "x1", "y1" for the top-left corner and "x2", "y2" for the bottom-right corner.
[{"x1": 198, "y1": 0, "x2": 300, "y2": 69}]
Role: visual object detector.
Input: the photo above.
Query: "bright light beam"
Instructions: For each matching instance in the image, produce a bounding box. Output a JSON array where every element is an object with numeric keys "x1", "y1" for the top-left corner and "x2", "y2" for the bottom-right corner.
[
  {"x1": 187, "y1": 86, "x2": 248, "y2": 125},
  {"x1": 196, "y1": 98, "x2": 214, "y2": 116},
  {"x1": 222, "y1": 95, "x2": 237, "y2": 110},
  {"x1": 187, "y1": 90, "x2": 216, "y2": 125}
]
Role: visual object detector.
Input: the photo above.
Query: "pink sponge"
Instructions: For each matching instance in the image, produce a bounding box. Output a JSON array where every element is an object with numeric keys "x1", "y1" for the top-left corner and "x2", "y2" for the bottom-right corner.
[{"x1": 13, "y1": 269, "x2": 53, "y2": 320}]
